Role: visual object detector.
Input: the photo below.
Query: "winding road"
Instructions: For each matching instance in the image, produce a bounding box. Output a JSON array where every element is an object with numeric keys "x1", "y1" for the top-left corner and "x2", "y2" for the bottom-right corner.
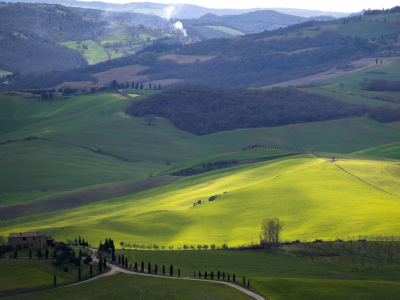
[{"x1": 81, "y1": 248, "x2": 265, "y2": 300}]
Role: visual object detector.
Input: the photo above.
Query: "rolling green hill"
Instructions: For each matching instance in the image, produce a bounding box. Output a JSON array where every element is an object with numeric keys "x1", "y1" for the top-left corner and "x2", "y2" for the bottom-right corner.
[
  {"x1": 352, "y1": 142, "x2": 400, "y2": 159},
  {"x1": 1, "y1": 153, "x2": 400, "y2": 247},
  {"x1": 1, "y1": 92, "x2": 400, "y2": 195}
]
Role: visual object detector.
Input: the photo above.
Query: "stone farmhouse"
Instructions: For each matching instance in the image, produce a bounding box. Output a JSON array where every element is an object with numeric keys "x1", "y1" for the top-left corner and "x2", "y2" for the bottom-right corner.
[{"x1": 8, "y1": 232, "x2": 55, "y2": 249}]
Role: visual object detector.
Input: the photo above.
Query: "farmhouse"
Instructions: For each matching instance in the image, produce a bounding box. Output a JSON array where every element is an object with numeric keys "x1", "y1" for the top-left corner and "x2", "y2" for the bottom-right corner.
[{"x1": 8, "y1": 232, "x2": 55, "y2": 249}]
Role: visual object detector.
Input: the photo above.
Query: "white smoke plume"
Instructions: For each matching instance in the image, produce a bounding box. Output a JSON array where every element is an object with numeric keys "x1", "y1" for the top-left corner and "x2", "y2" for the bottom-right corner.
[
  {"x1": 162, "y1": 5, "x2": 176, "y2": 20},
  {"x1": 162, "y1": 5, "x2": 187, "y2": 37},
  {"x1": 173, "y1": 21, "x2": 187, "y2": 36}
]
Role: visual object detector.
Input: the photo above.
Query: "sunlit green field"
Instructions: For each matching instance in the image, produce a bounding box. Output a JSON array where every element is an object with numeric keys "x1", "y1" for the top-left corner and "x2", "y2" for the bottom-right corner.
[
  {"x1": 353, "y1": 141, "x2": 400, "y2": 159},
  {"x1": 205, "y1": 26, "x2": 244, "y2": 35},
  {"x1": 1, "y1": 154, "x2": 400, "y2": 247},
  {"x1": 0, "y1": 70, "x2": 12, "y2": 77},
  {"x1": 60, "y1": 40, "x2": 108, "y2": 65},
  {"x1": 1, "y1": 92, "x2": 400, "y2": 195}
]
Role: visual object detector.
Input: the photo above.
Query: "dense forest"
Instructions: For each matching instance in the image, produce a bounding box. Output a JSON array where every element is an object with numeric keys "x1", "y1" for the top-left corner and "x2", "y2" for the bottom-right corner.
[
  {"x1": 369, "y1": 106, "x2": 400, "y2": 123},
  {"x1": 126, "y1": 84, "x2": 370, "y2": 135},
  {"x1": 366, "y1": 79, "x2": 400, "y2": 92}
]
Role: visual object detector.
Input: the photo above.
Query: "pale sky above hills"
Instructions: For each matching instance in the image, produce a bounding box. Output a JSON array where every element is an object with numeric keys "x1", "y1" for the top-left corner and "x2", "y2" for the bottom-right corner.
[{"x1": 82, "y1": 0, "x2": 399, "y2": 13}]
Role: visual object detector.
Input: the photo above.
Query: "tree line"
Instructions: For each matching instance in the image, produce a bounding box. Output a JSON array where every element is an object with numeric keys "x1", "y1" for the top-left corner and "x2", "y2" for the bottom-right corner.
[{"x1": 126, "y1": 84, "x2": 370, "y2": 135}]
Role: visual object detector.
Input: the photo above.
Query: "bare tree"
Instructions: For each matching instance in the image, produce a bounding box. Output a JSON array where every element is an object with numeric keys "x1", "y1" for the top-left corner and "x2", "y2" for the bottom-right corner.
[
  {"x1": 358, "y1": 78, "x2": 369, "y2": 90},
  {"x1": 144, "y1": 114, "x2": 157, "y2": 125},
  {"x1": 339, "y1": 82, "x2": 345, "y2": 90},
  {"x1": 260, "y1": 217, "x2": 284, "y2": 248}
]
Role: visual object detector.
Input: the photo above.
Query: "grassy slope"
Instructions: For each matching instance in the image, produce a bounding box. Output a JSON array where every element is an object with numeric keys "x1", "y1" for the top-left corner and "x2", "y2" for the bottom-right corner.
[
  {"x1": 251, "y1": 278, "x2": 400, "y2": 300},
  {"x1": 3, "y1": 92, "x2": 400, "y2": 194},
  {"x1": 205, "y1": 26, "x2": 243, "y2": 35},
  {"x1": 2, "y1": 155, "x2": 400, "y2": 246},
  {"x1": 307, "y1": 58, "x2": 400, "y2": 107},
  {"x1": 0, "y1": 70, "x2": 12, "y2": 77},
  {"x1": 60, "y1": 40, "x2": 108, "y2": 65},
  {"x1": 352, "y1": 141, "x2": 400, "y2": 159},
  {"x1": 8, "y1": 274, "x2": 253, "y2": 300},
  {"x1": 336, "y1": 20, "x2": 400, "y2": 38}
]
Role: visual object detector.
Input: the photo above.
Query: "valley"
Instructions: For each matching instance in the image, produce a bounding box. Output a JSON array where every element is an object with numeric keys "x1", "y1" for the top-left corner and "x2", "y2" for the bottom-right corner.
[{"x1": 1, "y1": 2, "x2": 400, "y2": 300}]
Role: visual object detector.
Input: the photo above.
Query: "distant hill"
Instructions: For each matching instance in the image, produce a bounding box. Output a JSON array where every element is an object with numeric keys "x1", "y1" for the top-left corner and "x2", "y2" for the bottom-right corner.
[
  {"x1": 5, "y1": 0, "x2": 349, "y2": 19},
  {"x1": 182, "y1": 10, "x2": 335, "y2": 36}
]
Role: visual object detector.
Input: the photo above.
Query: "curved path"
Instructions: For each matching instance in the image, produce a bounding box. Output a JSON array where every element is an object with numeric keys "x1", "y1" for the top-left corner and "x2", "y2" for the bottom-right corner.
[
  {"x1": 13, "y1": 248, "x2": 264, "y2": 300},
  {"x1": 88, "y1": 248, "x2": 265, "y2": 300}
]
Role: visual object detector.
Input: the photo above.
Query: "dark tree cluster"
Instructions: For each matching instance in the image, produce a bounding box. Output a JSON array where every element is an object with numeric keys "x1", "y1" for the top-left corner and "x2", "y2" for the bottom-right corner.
[
  {"x1": 126, "y1": 84, "x2": 370, "y2": 135},
  {"x1": 368, "y1": 106, "x2": 400, "y2": 123},
  {"x1": 365, "y1": 79, "x2": 400, "y2": 92},
  {"x1": 171, "y1": 160, "x2": 238, "y2": 176}
]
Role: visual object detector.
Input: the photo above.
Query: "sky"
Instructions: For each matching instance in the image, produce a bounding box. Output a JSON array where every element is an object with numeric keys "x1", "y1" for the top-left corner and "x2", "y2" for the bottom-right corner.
[{"x1": 88, "y1": 0, "x2": 399, "y2": 13}]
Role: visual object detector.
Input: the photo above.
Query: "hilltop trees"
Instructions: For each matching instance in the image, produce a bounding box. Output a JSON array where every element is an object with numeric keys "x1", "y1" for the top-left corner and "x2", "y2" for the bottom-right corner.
[{"x1": 260, "y1": 217, "x2": 285, "y2": 248}]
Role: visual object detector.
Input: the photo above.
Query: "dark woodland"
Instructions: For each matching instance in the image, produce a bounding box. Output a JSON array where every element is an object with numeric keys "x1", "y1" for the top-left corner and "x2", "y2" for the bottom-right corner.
[{"x1": 126, "y1": 84, "x2": 370, "y2": 135}]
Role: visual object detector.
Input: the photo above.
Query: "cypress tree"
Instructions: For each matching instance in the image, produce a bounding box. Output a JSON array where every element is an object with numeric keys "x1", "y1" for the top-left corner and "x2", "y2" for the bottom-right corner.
[
  {"x1": 112, "y1": 248, "x2": 115, "y2": 261},
  {"x1": 118, "y1": 255, "x2": 121, "y2": 265},
  {"x1": 223, "y1": 272, "x2": 225, "y2": 281},
  {"x1": 155, "y1": 264, "x2": 158, "y2": 275},
  {"x1": 159, "y1": 84, "x2": 161, "y2": 90},
  {"x1": 211, "y1": 271, "x2": 213, "y2": 280},
  {"x1": 217, "y1": 270, "x2": 220, "y2": 280},
  {"x1": 79, "y1": 249, "x2": 82, "y2": 259},
  {"x1": 122, "y1": 254, "x2": 124, "y2": 265},
  {"x1": 148, "y1": 262, "x2": 151, "y2": 274},
  {"x1": 134, "y1": 262, "x2": 138, "y2": 272},
  {"x1": 79, "y1": 236, "x2": 81, "y2": 245},
  {"x1": 14, "y1": 250, "x2": 17, "y2": 259},
  {"x1": 178, "y1": 269, "x2": 180, "y2": 277},
  {"x1": 98, "y1": 258, "x2": 102, "y2": 273},
  {"x1": 170, "y1": 264, "x2": 173, "y2": 276},
  {"x1": 82, "y1": 238, "x2": 85, "y2": 246},
  {"x1": 104, "y1": 257, "x2": 106, "y2": 269},
  {"x1": 90, "y1": 264, "x2": 93, "y2": 276},
  {"x1": 233, "y1": 274, "x2": 235, "y2": 282},
  {"x1": 125, "y1": 257, "x2": 128, "y2": 268},
  {"x1": 199, "y1": 271, "x2": 201, "y2": 278},
  {"x1": 141, "y1": 261, "x2": 144, "y2": 273},
  {"x1": 45, "y1": 249, "x2": 49, "y2": 259},
  {"x1": 78, "y1": 268, "x2": 81, "y2": 281},
  {"x1": 29, "y1": 249, "x2": 32, "y2": 259},
  {"x1": 228, "y1": 274, "x2": 230, "y2": 281},
  {"x1": 204, "y1": 271, "x2": 207, "y2": 279},
  {"x1": 248, "y1": 279, "x2": 250, "y2": 287},
  {"x1": 132, "y1": 81, "x2": 135, "y2": 88},
  {"x1": 163, "y1": 265, "x2": 165, "y2": 275},
  {"x1": 243, "y1": 276, "x2": 245, "y2": 285},
  {"x1": 54, "y1": 275, "x2": 56, "y2": 286}
]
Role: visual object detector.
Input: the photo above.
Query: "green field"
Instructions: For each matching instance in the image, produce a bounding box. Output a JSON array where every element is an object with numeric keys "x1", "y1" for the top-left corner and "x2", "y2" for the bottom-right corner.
[
  {"x1": 206, "y1": 26, "x2": 244, "y2": 35},
  {"x1": 8, "y1": 274, "x2": 253, "y2": 300},
  {"x1": 2, "y1": 154, "x2": 400, "y2": 247},
  {"x1": 0, "y1": 70, "x2": 12, "y2": 77},
  {"x1": 307, "y1": 58, "x2": 400, "y2": 107},
  {"x1": 251, "y1": 278, "x2": 400, "y2": 300},
  {"x1": 352, "y1": 141, "x2": 400, "y2": 159},
  {"x1": 336, "y1": 21, "x2": 400, "y2": 38},
  {"x1": 60, "y1": 40, "x2": 108, "y2": 65},
  {"x1": 263, "y1": 30, "x2": 320, "y2": 41},
  {"x1": 1, "y1": 92, "x2": 400, "y2": 195}
]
